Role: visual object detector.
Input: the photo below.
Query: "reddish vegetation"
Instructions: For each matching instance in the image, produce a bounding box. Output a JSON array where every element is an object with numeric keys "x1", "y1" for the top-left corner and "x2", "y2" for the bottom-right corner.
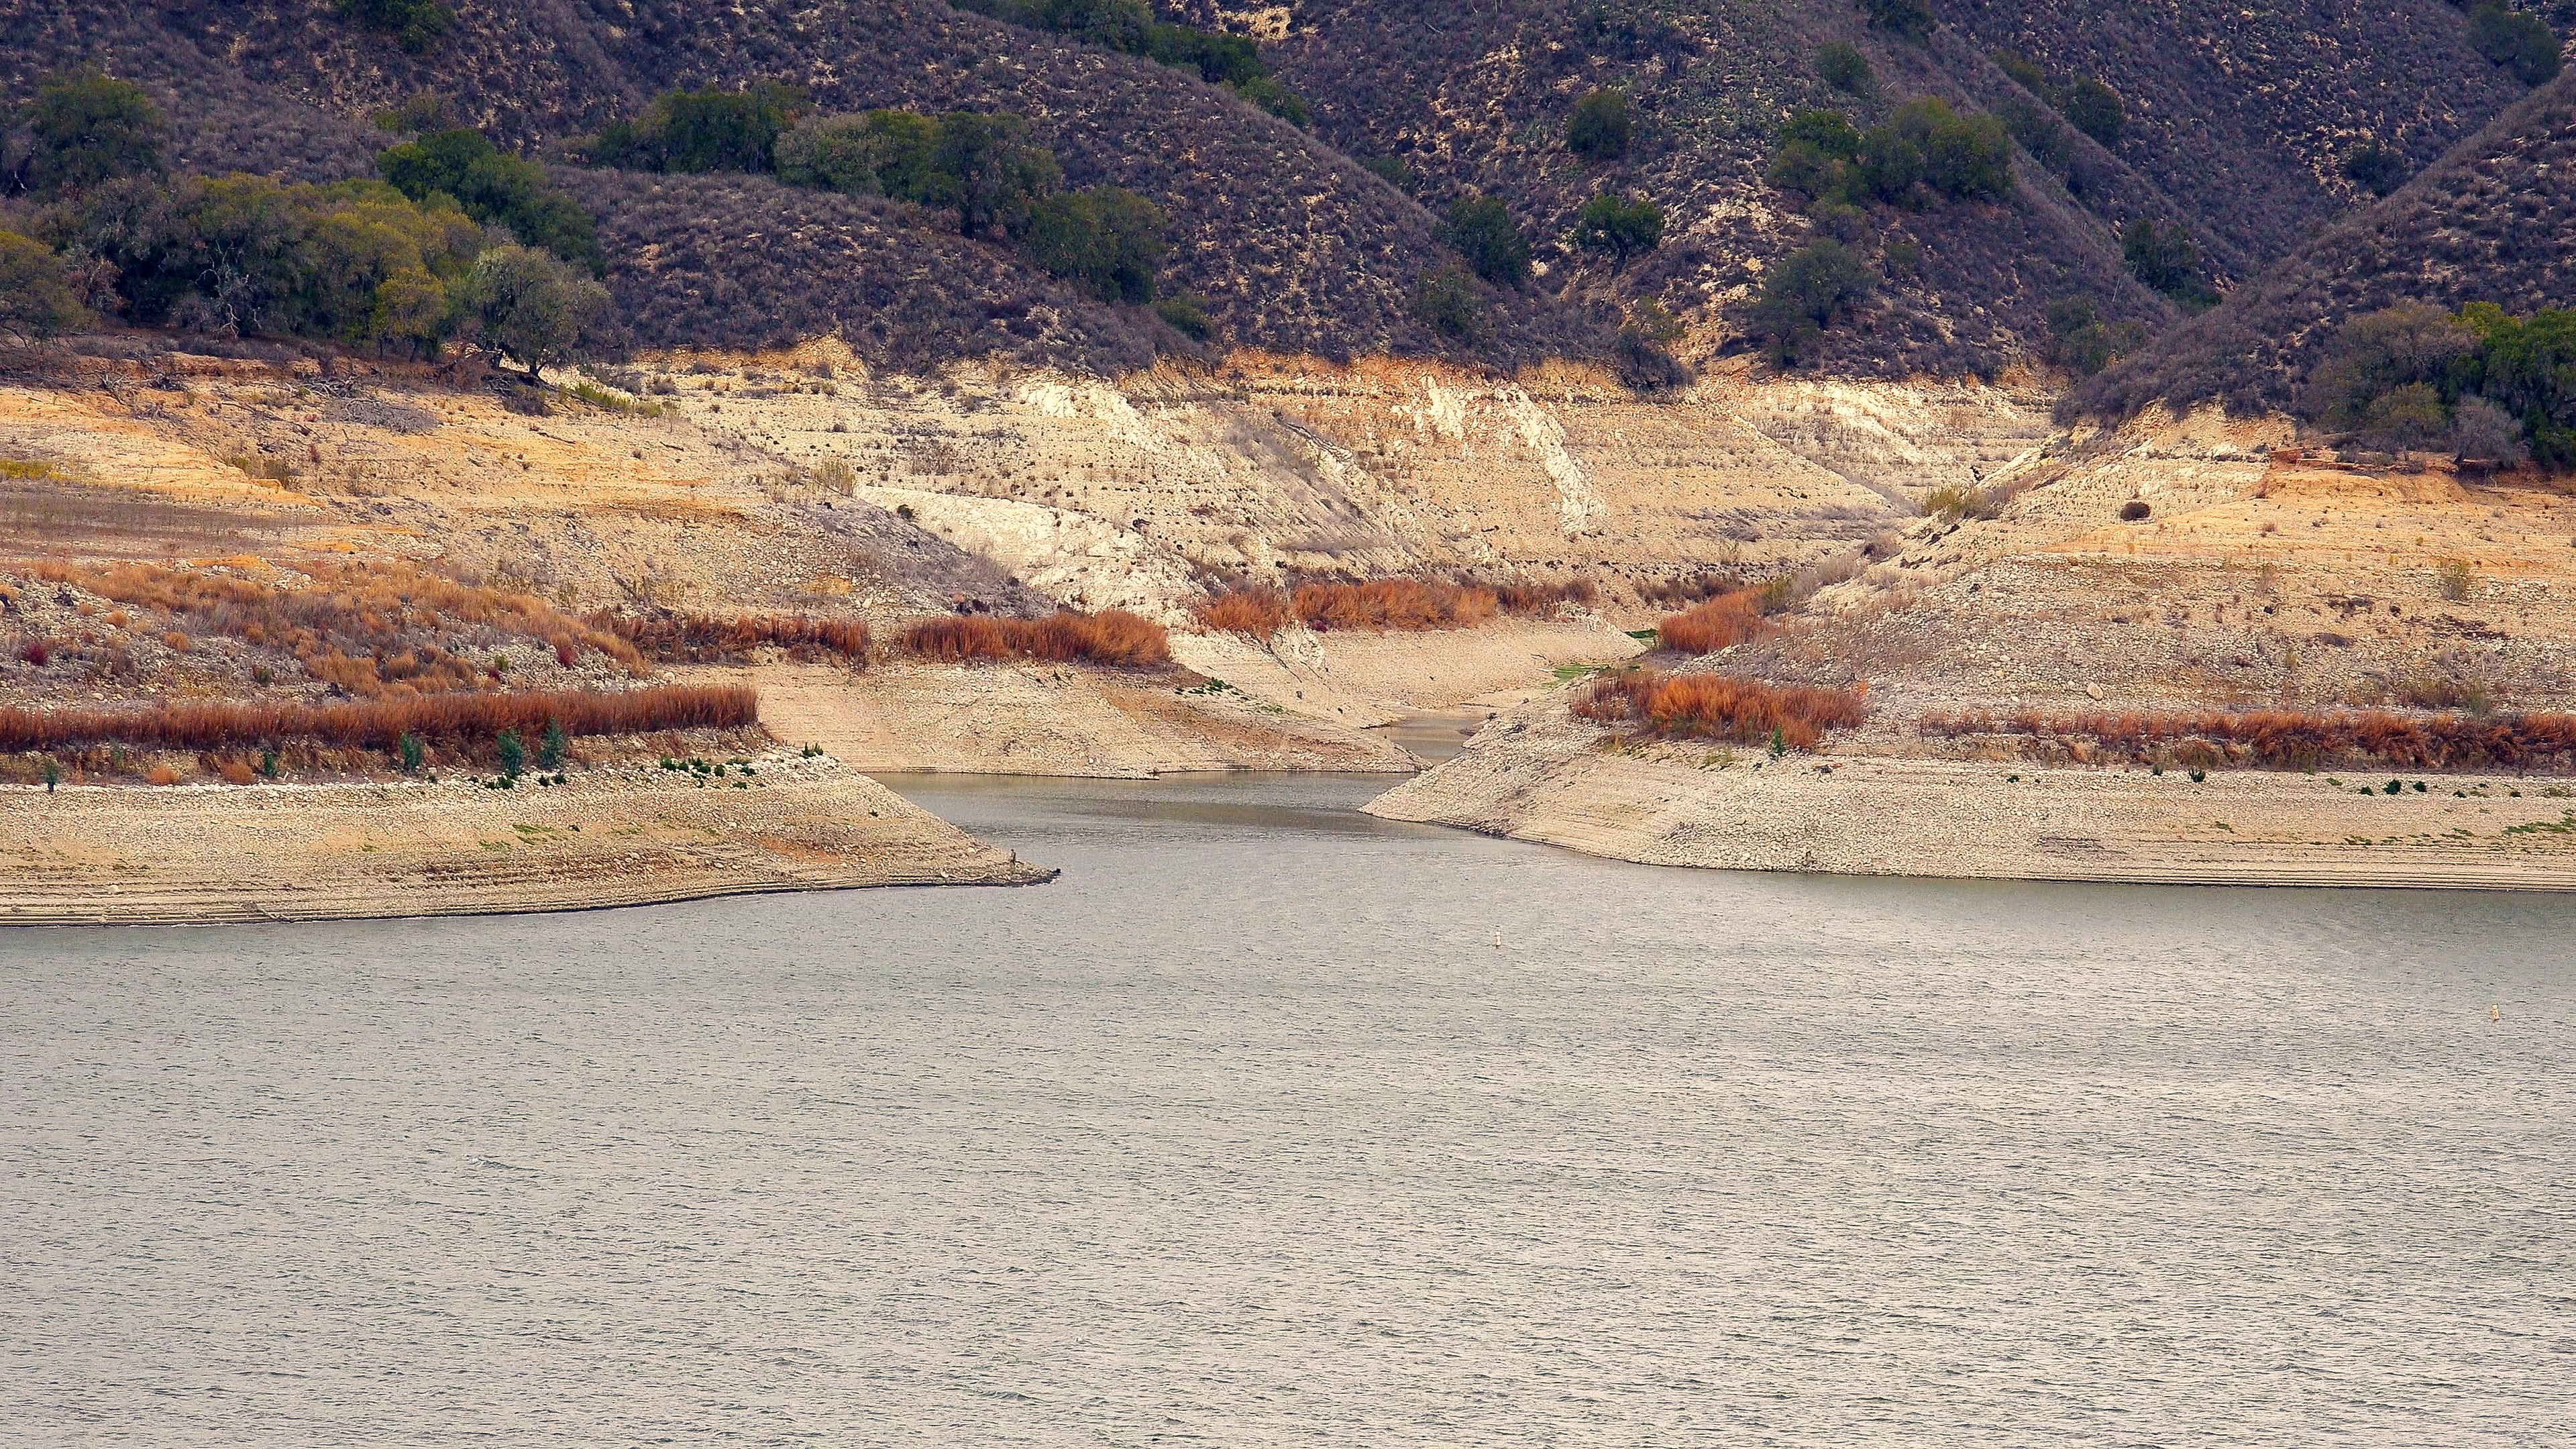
[
  {"x1": 594, "y1": 612, "x2": 871, "y2": 664},
  {"x1": 902, "y1": 610, "x2": 1171, "y2": 667},
  {"x1": 1574, "y1": 670, "x2": 1866, "y2": 749},
  {"x1": 1196, "y1": 576, "x2": 1597, "y2": 636},
  {"x1": 16, "y1": 639, "x2": 48, "y2": 666},
  {"x1": 1195, "y1": 588, "x2": 1295, "y2": 636},
  {"x1": 0, "y1": 685, "x2": 757, "y2": 753},
  {"x1": 1921, "y1": 707, "x2": 2576, "y2": 771},
  {"x1": 1656, "y1": 590, "x2": 1770, "y2": 654},
  {"x1": 13, "y1": 558, "x2": 644, "y2": 695}
]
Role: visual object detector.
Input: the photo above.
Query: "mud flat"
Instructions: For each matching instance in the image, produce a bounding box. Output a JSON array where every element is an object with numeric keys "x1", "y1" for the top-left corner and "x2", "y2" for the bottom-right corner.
[
  {"x1": 0, "y1": 754, "x2": 1047, "y2": 926},
  {"x1": 1368, "y1": 733, "x2": 2576, "y2": 890}
]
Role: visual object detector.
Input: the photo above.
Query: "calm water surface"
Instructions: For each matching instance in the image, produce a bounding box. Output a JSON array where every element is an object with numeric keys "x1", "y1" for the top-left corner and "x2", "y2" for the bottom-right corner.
[{"x1": 3, "y1": 773, "x2": 2571, "y2": 1445}]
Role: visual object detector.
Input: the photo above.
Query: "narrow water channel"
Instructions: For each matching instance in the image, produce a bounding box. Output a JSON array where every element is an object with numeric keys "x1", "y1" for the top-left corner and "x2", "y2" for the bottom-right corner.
[{"x1": 3, "y1": 773, "x2": 2567, "y2": 1444}]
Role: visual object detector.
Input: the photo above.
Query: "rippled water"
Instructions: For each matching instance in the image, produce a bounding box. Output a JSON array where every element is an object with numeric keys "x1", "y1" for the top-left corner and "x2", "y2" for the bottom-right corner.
[{"x1": 5, "y1": 774, "x2": 2571, "y2": 1445}]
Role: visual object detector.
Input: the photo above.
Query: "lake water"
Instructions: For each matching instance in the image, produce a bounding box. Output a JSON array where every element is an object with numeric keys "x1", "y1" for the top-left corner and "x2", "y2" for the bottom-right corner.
[{"x1": 4, "y1": 773, "x2": 2570, "y2": 1445}]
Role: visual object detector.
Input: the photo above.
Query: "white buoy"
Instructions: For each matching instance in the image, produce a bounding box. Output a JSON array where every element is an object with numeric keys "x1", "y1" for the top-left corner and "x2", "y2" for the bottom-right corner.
[
  {"x1": 2491, "y1": 1004, "x2": 2503, "y2": 1022},
  {"x1": 1493, "y1": 929, "x2": 1503, "y2": 949}
]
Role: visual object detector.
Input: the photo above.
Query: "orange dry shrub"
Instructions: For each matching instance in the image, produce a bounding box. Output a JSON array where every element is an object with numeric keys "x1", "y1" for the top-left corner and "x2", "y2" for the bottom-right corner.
[
  {"x1": 146, "y1": 764, "x2": 181, "y2": 786},
  {"x1": 594, "y1": 612, "x2": 872, "y2": 664},
  {"x1": 217, "y1": 758, "x2": 257, "y2": 785},
  {"x1": 1573, "y1": 670, "x2": 1866, "y2": 749},
  {"x1": 1490, "y1": 576, "x2": 1600, "y2": 614},
  {"x1": 1921, "y1": 706, "x2": 2576, "y2": 772},
  {"x1": 1293, "y1": 578, "x2": 1498, "y2": 631},
  {"x1": 902, "y1": 610, "x2": 1171, "y2": 667},
  {"x1": 13, "y1": 558, "x2": 645, "y2": 694},
  {"x1": 1656, "y1": 590, "x2": 1769, "y2": 653},
  {"x1": 0, "y1": 685, "x2": 757, "y2": 753},
  {"x1": 1195, "y1": 588, "x2": 1294, "y2": 637}
]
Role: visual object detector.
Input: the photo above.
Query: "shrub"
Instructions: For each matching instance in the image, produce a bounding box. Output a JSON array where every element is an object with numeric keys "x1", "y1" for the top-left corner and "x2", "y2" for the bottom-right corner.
[
  {"x1": 1291, "y1": 579, "x2": 1497, "y2": 631},
  {"x1": 0, "y1": 686, "x2": 757, "y2": 753},
  {"x1": 217, "y1": 757, "x2": 257, "y2": 786},
  {"x1": 2436, "y1": 558, "x2": 2475, "y2": 602},
  {"x1": 1438, "y1": 195, "x2": 1531, "y2": 286},
  {"x1": 2060, "y1": 77, "x2": 2125, "y2": 148},
  {"x1": 1895, "y1": 99, "x2": 2012, "y2": 202},
  {"x1": 496, "y1": 728, "x2": 526, "y2": 778},
  {"x1": 2000, "y1": 97, "x2": 2075, "y2": 182},
  {"x1": 2120, "y1": 500, "x2": 2151, "y2": 521},
  {"x1": 1154, "y1": 293, "x2": 1213, "y2": 340},
  {"x1": 1358, "y1": 155, "x2": 1414, "y2": 193},
  {"x1": 1413, "y1": 264, "x2": 1483, "y2": 340},
  {"x1": 934, "y1": 111, "x2": 1063, "y2": 239},
  {"x1": 591, "y1": 612, "x2": 870, "y2": 663},
  {"x1": 17, "y1": 66, "x2": 166, "y2": 195},
  {"x1": 1228, "y1": 76, "x2": 1311, "y2": 129},
  {"x1": 1749, "y1": 239, "x2": 1876, "y2": 364},
  {"x1": 2121, "y1": 219, "x2": 2208, "y2": 299},
  {"x1": 1570, "y1": 193, "x2": 1665, "y2": 268},
  {"x1": 1196, "y1": 588, "x2": 1293, "y2": 636},
  {"x1": 1919, "y1": 706, "x2": 2576, "y2": 773},
  {"x1": 377, "y1": 127, "x2": 604, "y2": 273},
  {"x1": 2045, "y1": 294, "x2": 2145, "y2": 376},
  {"x1": 1860, "y1": 0, "x2": 1936, "y2": 41},
  {"x1": 2359, "y1": 383, "x2": 2450, "y2": 450},
  {"x1": 1921, "y1": 482, "x2": 1997, "y2": 521},
  {"x1": 1022, "y1": 186, "x2": 1169, "y2": 304},
  {"x1": 902, "y1": 610, "x2": 1170, "y2": 665},
  {"x1": 1566, "y1": 89, "x2": 1631, "y2": 160},
  {"x1": 584, "y1": 83, "x2": 808, "y2": 175},
  {"x1": 2453, "y1": 305, "x2": 2576, "y2": 468},
  {"x1": 2470, "y1": 3, "x2": 2563, "y2": 86},
  {"x1": 773, "y1": 115, "x2": 888, "y2": 195},
  {"x1": 1657, "y1": 591, "x2": 1768, "y2": 653},
  {"x1": 2341, "y1": 141, "x2": 2408, "y2": 197},
  {"x1": 2299, "y1": 303, "x2": 2476, "y2": 431},
  {"x1": 1573, "y1": 670, "x2": 1866, "y2": 749},
  {"x1": 0, "y1": 232, "x2": 85, "y2": 337},
  {"x1": 2450, "y1": 396, "x2": 2529, "y2": 465},
  {"x1": 398, "y1": 731, "x2": 425, "y2": 772},
  {"x1": 337, "y1": 0, "x2": 454, "y2": 52},
  {"x1": 1993, "y1": 50, "x2": 2055, "y2": 101},
  {"x1": 1816, "y1": 42, "x2": 1874, "y2": 95}
]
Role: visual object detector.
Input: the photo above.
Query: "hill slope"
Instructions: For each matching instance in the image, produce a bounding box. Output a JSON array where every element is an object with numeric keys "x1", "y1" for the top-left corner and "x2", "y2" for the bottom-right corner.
[{"x1": 2073, "y1": 66, "x2": 2576, "y2": 421}]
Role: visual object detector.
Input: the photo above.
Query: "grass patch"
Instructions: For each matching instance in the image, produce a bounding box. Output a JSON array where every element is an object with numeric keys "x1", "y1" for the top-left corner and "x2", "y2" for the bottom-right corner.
[{"x1": 902, "y1": 610, "x2": 1170, "y2": 667}]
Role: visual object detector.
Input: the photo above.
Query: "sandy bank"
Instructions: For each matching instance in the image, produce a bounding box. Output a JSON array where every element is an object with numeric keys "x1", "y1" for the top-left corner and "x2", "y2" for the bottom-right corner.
[
  {"x1": 1171, "y1": 616, "x2": 1646, "y2": 726},
  {"x1": 1367, "y1": 734, "x2": 2576, "y2": 889},
  {"x1": 740, "y1": 661, "x2": 1414, "y2": 777},
  {"x1": 0, "y1": 753, "x2": 1046, "y2": 926}
]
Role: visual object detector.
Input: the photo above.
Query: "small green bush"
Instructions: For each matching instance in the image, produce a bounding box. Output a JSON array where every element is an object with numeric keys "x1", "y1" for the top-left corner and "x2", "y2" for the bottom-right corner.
[
  {"x1": 2061, "y1": 77, "x2": 2125, "y2": 148},
  {"x1": 337, "y1": 0, "x2": 454, "y2": 52},
  {"x1": 1155, "y1": 293, "x2": 1213, "y2": 340},
  {"x1": 1860, "y1": 0, "x2": 1935, "y2": 41},
  {"x1": 1413, "y1": 264, "x2": 1483, "y2": 341},
  {"x1": 2121, "y1": 219, "x2": 2210, "y2": 301},
  {"x1": 1229, "y1": 76, "x2": 1310, "y2": 129},
  {"x1": 539, "y1": 718, "x2": 567, "y2": 770},
  {"x1": 399, "y1": 731, "x2": 425, "y2": 772},
  {"x1": 1750, "y1": 239, "x2": 1877, "y2": 365},
  {"x1": 1358, "y1": 155, "x2": 1414, "y2": 193},
  {"x1": 18, "y1": 66, "x2": 166, "y2": 195},
  {"x1": 2341, "y1": 140, "x2": 2407, "y2": 197},
  {"x1": 1816, "y1": 42, "x2": 1874, "y2": 95},
  {"x1": 378, "y1": 127, "x2": 604, "y2": 273},
  {"x1": 1570, "y1": 193, "x2": 1666, "y2": 268},
  {"x1": 1566, "y1": 89, "x2": 1631, "y2": 160},
  {"x1": 0, "y1": 231, "x2": 85, "y2": 337},
  {"x1": 2470, "y1": 3, "x2": 2563, "y2": 86},
  {"x1": 1438, "y1": 195, "x2": 1531, "y2": 286},
  {"x1": 1024, "y1": 186, "x2": 1169, "y2": 303},
  {"x1": 497, "y1": 729, "x2": 525, "y2": 779}
]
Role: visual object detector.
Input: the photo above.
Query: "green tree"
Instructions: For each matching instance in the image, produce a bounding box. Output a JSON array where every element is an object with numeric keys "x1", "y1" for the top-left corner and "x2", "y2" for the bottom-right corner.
[
  {"x1": 2000, "y1": 97, "x2": 2075, "y2": 181},
  {"x1": 1816, "y1": 42, "x2": 1874, "y2": 95},
  {"x1": 377, "y1": 128, "x2": 604, "y2": 272},
  {"x1": 2297, "y1": 303, "x2": 2475, "y2": 428},
  {"x1": 1992, "y1": 50, "x2": 2057, "y2": 103},
  {"x1": 1750, "y1": 239, "x2": 1877, "y2": 364},
  {"x1": 1893, "y1": 98, "x2": 2011, "y2": 201},
  {"x1": 539, "y1": 719, "x2": 567, "y2": 769},
  {"x1": 398, "y1": 731, "x2": 425, "y2": 772},
  {"x1": 1024, "y1": 186, "x2": 1170, "y2": 303},
  {"x1": 1570, "y1": 193, "x2": 1665, "y2": 268},
  {"x1": 0, "y1": 231, "x2": 85, "y2": 337},
  {"x1": 1413, "y1": 264, "x2": 1483, "y2": 341},
  {"x1": 2470, "y1": 4, "x2": 2563, "y2": 86},
  {"x1": 934, "y1": 111, "x2": 1062, "y2": 238},
  {"x1": 2341, "y1": 141, "x2": 2407, "y2": 197},
  {"x1": 1566, "y1": 88, "x2": 1631, "y2": 161},
  {"x1": 461, "y1": 244, "x2": 610, "y2": 382},
  {"x1": 1439, "y1": 195, "x2": 1532, "y2": 285},
  {"x1": 774, "y1": 115, "x2": 890, "y2": 195},
  {"x1": 1145, "y1": 24, "x2": 1265, "y2": 85},
  {"x1": 496, "y1": 729, "x2": 525, "y2": 779},
  {"x1": 1229, "y1": 76, "x2": 1311, "y2": 129},
  {"x1": 1155, "y1": 292, "x2": 1213, "y2": 340},
  {"x1": 336, "y1": 0, "x2": 455, "y2": 52},
  {"x1": 19, "y1": 67, "x2": 166, "y2": 195},
  {"x1": 660, "y1": 83, "x2": 807, "y2": 173},
  {"x1": 2120, "y1": 218, "x2": 2204, "y2": 297},
  {"x1": 2061, "y1": 76, "x2": 2125, "y2": 148},
  {"x1": 1040, "y1": 0, "x2": 1150, "y2": 50},
  {"x1": 2455, "y1": 305, "x2": 2576, "y2": 466},
  {"x1": 859, "y1": 111, "x2": 951, "y2": 205},
  {"x1": 1860, "y1": 0, "x2": 1935, "y2": 41}
]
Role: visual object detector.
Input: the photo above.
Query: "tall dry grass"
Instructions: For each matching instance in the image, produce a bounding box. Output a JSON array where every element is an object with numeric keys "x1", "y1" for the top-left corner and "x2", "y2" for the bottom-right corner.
[
  {"x1": 594, "y1": 611, "x2": 870, "y2": 664},
  {"x1": 0, "y1": 685, "x2": 756, "y2": 753},
  {"x1": 1656, "y1": 590, "x2": 1770, "y2": 653},
  {"x1": 1574, "y1": 671, "x2": 1866, "y2": 749},
  {"x1": 902, "y1": 610, "x2": 1171, "y2": 666},
  {"x1": 1293, "y1": 579, "x2": 1497, "y2": 631},
  {"x1": 1195, "y1": 588, "x2": 1294, "y2": 637},
  {"x1": 1920, "y1": 706, "x2": 2576, "y2": 771}
]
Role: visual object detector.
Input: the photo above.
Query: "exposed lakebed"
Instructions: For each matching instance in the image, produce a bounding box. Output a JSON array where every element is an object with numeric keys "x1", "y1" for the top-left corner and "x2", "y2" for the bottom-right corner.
[{"x1": 4, "y1": 773, "x2": 2567, "y2": 1443}]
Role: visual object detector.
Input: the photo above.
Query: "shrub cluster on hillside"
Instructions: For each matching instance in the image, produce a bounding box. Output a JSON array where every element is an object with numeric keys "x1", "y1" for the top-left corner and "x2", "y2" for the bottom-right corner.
[
  {"x1": 1765, "y1": 101, "x2": 2013, "y2": 211},
  {"x1": 0, "y1": 685, "x2": 753, "y2": 755},
  {"x1": 952, "y1": 0, "x2": 1312, "y2": 127},
  {"x1": 2299, "y1": 302, "x2": 2576, "y2": 464},
  {"x1": 1991, "y1": 51, "x2": 2125, "y2": 149},
  {"x1": 1921, "y1": 705, "x2": 2576, "y2": 773},
  {"x1": 901, "y1": 609, "x2": 1171, "y2": 666},
  {"x1": 1572, "y1": 670, "x2": 1866, "y2": 750}
]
